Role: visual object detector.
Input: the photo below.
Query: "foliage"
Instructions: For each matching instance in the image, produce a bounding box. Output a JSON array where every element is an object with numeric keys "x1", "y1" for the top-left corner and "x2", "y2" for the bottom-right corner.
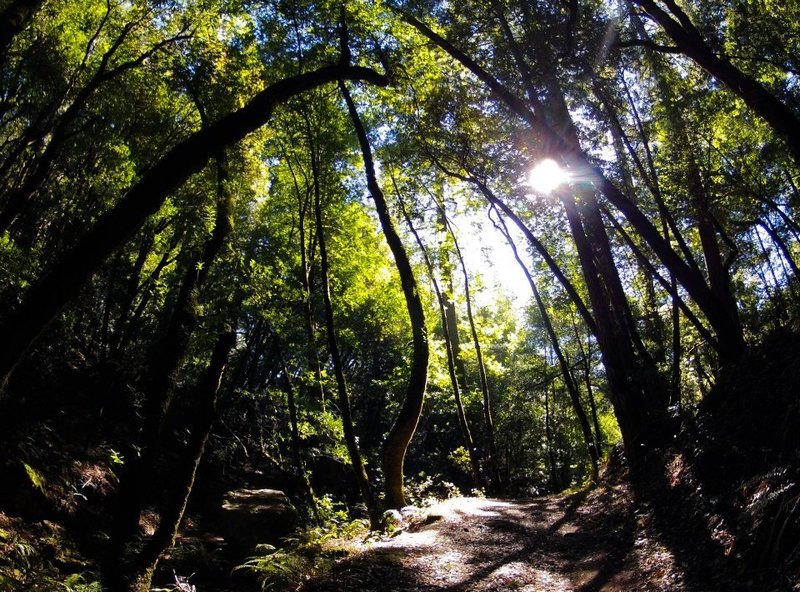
[
  {"x1": 404, "y1": 472, "x2": 462, "y2": 506},
  {"x1": 0, "y1": 0, "x2": 798, "y2": 587},
  {"x1": 236, "y1": 498, "x2": 371, "y2": 591},
  {"x1": 0, "y1": 514, "x2": 100, "y2": 592}
]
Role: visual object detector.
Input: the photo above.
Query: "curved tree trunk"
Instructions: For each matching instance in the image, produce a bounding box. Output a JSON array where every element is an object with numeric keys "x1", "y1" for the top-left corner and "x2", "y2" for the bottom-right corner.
[
  {"x1": 340, "y1": 82, "x2": 429, "y2": 509},
  {"x1": 0, "y1": 64, "x2": 388, "y2": 393}
]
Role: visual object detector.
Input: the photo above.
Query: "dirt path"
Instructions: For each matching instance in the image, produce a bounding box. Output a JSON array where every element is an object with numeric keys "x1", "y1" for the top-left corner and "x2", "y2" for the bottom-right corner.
[{"x1": 301, "y1": 494, "x2": 687, "y2": 592}]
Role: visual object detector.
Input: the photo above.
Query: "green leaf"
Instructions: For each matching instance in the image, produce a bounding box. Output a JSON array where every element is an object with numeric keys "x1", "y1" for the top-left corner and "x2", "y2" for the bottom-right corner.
[{"x1": 22, "y1": 462, "x2": 46, "y2": 493}]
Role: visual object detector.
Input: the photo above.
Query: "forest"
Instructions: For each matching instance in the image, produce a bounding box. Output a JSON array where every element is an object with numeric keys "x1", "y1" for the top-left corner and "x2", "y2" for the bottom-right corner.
[{"x1": 0, "y1": 0, "x2": 798, "y2": 590}]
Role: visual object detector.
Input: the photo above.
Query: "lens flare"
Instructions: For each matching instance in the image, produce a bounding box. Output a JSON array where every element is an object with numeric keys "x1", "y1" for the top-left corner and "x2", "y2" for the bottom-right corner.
[{"x1": 528, "y1": 159, "x2": 570, "y2": 194}]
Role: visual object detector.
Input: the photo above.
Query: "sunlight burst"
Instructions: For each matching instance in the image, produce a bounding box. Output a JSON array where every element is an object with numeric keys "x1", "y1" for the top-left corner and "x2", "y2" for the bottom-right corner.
[{"x1": 528, "y1": 159, "x2": 570, "y2": 194}]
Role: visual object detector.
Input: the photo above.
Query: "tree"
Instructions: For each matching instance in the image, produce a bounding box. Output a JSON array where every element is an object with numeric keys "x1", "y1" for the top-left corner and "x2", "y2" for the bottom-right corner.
[
  {"x1": 0, "y1": 64, "x2": 388, "y2": 392},
  {"x1": 394, "y1": 178, "x2": 484, "y2": 490},
  {"x1": 310, "y1": 110, "x2": 380, "y2": 527},
  {"x1": 340, "y1": 82, "x2": 429, "y2": 509},
  {"x1": 626, "y1": 0, "x2": 800, "y2": 166},
  {"x1": 491, "y1": 206, "x2": 600, "y2": 478}
]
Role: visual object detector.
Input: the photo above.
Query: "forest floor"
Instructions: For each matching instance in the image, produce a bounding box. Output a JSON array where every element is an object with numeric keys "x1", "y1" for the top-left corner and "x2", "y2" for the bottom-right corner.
[
  {"x1": 300, "y1": 330, "x2": 800, "y2": 592},
  {"x1": 300, "y1": 487, "x2": 717, "y2": 592}
]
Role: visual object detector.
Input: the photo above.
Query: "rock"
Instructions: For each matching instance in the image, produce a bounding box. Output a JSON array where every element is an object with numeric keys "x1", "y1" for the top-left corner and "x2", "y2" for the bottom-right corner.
[
  {"x1": 382, "y1": 509, "x2": 402, "y2": 529},
  {"x1": 219, "y1": 489, "x2": 297, "y2": 552}
]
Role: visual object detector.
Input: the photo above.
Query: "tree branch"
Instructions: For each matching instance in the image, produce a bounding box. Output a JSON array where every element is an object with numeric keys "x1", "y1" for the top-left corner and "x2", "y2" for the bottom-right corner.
[{"x1": 615, "y1": 38, "x2": 681, "y2": 53}]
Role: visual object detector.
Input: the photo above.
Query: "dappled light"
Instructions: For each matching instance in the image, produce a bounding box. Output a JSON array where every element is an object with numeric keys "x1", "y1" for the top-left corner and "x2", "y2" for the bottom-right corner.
[
  {"x1": 304, "y1": 493, "x2": 680, "y2": 591},
  {"x1": 0, "y1": 0, "x2": 798, "y2": 590}
]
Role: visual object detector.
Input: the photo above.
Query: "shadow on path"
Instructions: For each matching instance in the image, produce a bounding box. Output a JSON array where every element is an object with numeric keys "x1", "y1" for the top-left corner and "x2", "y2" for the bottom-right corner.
[{"x1": 301, "y1": 493, "x2": 645, "y2": 592}]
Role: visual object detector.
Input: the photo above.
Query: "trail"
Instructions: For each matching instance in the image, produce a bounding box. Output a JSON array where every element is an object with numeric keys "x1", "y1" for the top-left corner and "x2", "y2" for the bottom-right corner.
[{"x1": 301, "y1": 494, "x2": 687, "y2": 592}]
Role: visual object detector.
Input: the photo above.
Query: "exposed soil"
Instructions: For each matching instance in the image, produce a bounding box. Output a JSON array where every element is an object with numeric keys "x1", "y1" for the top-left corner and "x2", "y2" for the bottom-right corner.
[
  {"x1": 301, "y1": 331, "x2": 800, "y2": 592},
  {"x1": 4, "y1": 331, "x2": 798, "y2": 591},
  {"x1": 302, "y1": 491, "x2": 699, "y2": 592}
]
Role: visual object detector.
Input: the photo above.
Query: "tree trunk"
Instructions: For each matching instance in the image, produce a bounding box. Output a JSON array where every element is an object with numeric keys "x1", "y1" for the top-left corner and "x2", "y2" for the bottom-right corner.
[
  {"x1": 628, "y1": 0, "x2": 800, "y2": 167},
  {"x1": 433, "y1": 166, "x2": 598, "y2": 339},
  {"x1": 310, "y1": 126, "x2": 380, "y2": 529},
  {"x1": 265, "y1": 323, "x2": 318, "y2": 517},
  {"x1": 446, "y1": 218, "x2": 503, "y2": 492},
  {"x1": 397, "y1": 7, "x2": 746, "y2": 364},
  {"x1": 107, "y1": 327, "x2": 236, "y2": 592},
  {"x1": 578, "y1": 327, "x2": 604, "y2": 453},
  {"x1": 596, "y1": 78, "x2": 688, "y2": 404},
  {"x1": 630, "y1": 11, "x2": 743, "y2": 347},
  {"x1": 532, "y1": 31, "x2": 669, "y2": 441},
  {"x1": 110, "y1": 228, "x2": 158, "y2": 354},
  {"x1": 544, "y1": 383, "x2": 558, "y2": 492},
  {"x1": 753, "y1": 225, "x2": 789, "y2": 319},
  {"x1": 394, "y1": 184, "x2": 483, "y2": 490},
  {"x1": 113, "y1": 236, "x2": 182, "y2": 357},
  {"x1": 285, "y1": 149, "x2": 327, "y2": 410},
  {"x1": 436, "y1": 207, "x2": 469, "y2": 392},
  {"x1": 602, "y1": 206, "x2": 717, "y2": 349},
  {"x1": 491, "y1": 208, "x2": 600, "y2": 478},
  {"x1": 107, "y1": 152, "x2": 235, "y2": 576},
  {"x1": 758, "y1": 219, "x2": 800, "y2": 281},
  {"x1": 339, "y1": 82, "x2": 429, "y2": 509},
  {"x1": 441, "y1": 294, "x2": 484, "y2": 489},
  {"x1": 0, "y1": 64, "x2": 388, "y2": 393}
]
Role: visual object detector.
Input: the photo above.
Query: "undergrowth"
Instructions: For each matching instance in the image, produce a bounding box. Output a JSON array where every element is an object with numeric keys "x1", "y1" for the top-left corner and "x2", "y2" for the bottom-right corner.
[
  {"x1": 235, "y1": 496, "x2": 372, "y2": 591},
  {"x1": 0, "y1": 513, "x2": 101, "y2": 592}
]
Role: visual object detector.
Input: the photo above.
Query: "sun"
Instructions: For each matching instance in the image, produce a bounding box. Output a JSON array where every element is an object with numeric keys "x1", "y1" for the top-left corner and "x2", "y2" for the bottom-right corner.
[{"x1": 528, "y1": 159, "x2": 570, "y2": 194}]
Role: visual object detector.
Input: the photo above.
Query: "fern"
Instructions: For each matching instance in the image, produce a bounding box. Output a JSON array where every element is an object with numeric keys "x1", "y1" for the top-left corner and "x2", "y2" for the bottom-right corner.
[{"x1": 22, "y1": 462, "x2": 46, "y2": 493}]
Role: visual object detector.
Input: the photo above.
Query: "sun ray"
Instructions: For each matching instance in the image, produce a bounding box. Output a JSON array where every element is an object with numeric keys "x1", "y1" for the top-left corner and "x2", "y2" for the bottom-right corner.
[{"x1": 528, "y1": 159, "x2": 570, "y2": 194}]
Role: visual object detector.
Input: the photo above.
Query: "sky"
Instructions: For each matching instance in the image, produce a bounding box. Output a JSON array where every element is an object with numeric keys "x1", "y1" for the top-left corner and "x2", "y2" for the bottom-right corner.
[
  {"x1": 447, "y1": 206, "x2": 533, "y2": 313},
  {"x1": 445, "y1": 159, "x2": 574, "y2": 315}
]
